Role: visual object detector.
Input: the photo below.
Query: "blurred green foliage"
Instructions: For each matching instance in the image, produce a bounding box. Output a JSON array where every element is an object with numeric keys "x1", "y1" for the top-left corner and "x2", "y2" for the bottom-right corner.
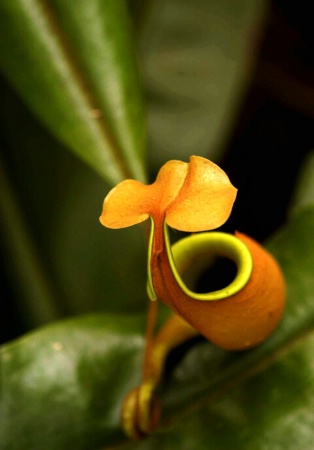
[{"x1": 1, "y1": 0, "x2": 314, "y2": 449}]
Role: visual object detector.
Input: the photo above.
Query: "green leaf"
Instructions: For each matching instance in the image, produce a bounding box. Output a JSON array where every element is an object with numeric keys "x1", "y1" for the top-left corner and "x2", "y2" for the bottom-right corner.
[
  {"x1": 139, "y1": 0, "x2": 267, "y2": 170},
  {"x1": 49, "y1": 215, "x2": 149, "y2": 315},
  {"x1": 289, "y1": 150, "x2": 314, "y2": 217},
  {"x1": 0, "y1": 314, "x2": 146, "y2": 450},
  {"x1": 0, "y1": 0, "x2": 146, "y2": 185},
  {"x1": 0, "y1": 156, "x2": 62, "y2": 327}
]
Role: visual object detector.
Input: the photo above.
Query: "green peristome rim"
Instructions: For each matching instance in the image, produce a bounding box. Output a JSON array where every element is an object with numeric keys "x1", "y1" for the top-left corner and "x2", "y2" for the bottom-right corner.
[
  {"x1": 147, "y1": 218, "x2": 158, "y2": 300},
  {"x1": 147, "y1": 220, "x2": 253, "y2": 302}
]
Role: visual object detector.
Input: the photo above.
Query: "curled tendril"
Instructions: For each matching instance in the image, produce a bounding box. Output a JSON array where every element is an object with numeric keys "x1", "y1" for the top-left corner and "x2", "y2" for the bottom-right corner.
[
  {"x1": 120, "y1": 383, "x2": 160, "y2": 439},
  {"x1": 100, "y1": 155, "x2": 286, "y2": 438},
  {"x1": 120, "y1": 313, "x2": 198, "y2": 439}
]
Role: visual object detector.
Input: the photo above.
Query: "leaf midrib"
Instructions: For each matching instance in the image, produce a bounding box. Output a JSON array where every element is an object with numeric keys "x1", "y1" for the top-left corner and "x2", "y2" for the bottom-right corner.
[{"x1": 40, "y1": 0, "x2": 132, "y2": 180}]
